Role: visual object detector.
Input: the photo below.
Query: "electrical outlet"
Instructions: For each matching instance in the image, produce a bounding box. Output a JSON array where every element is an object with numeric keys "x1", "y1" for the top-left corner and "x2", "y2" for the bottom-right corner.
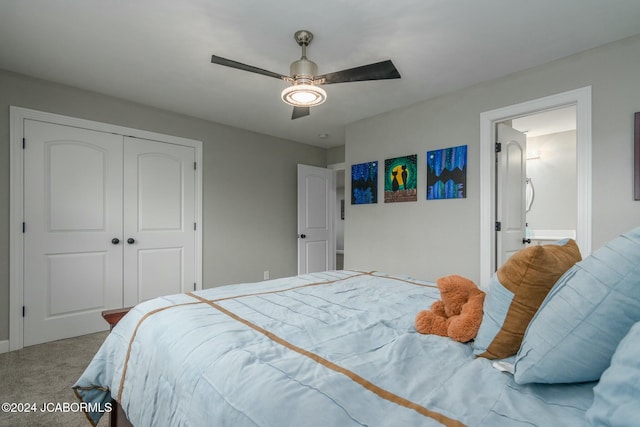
[{"x1": 263, "y1": 270, "x2": 270, "y2": 280}]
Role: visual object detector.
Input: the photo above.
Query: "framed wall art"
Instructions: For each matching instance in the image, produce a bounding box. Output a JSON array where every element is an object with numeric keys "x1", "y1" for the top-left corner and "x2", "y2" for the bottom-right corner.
[
  {"x1": 427, "y1": 145, "x2": 467, "y2": 200},
  {"x1": 384, "y1": 155, "x2": 417, "y2": 203},
  {"x1": 351, "y1": 161, "x2": 378, "y2": 204}
]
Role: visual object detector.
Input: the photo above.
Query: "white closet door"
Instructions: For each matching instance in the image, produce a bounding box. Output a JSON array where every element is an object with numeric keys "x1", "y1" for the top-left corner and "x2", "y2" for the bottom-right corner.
[
  {"x1": 122, "y1": 137, "x2": 196, "y2": 305},
  {"x1": 23, "y1": 120, "x2": 123, "y2": 346}
]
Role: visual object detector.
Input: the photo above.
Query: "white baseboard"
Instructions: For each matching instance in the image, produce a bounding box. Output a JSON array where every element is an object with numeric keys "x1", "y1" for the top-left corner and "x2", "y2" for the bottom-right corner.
[{"x1": 0, "y1": 340, "x2": 9, "y2": 354}]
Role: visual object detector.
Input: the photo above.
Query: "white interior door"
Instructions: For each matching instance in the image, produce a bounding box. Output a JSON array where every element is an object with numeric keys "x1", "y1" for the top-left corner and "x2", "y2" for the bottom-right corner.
[
  {"x1": 297, "y1": 164, "x2": 335, "y2": 274},
  {"x1": 122, "y1": 138, "x2": 196, "y2": 305},
  {"x1": 496, "y1": 123, "x2": 527, "y2": 267},
  {"x1": 23, "y1": 120, "x2": 123, "y2": 346}
]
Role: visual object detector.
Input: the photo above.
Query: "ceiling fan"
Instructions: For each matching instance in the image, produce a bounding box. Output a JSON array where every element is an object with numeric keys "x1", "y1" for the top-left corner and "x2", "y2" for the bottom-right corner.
[{"x1": 211, "y1": 30, "x2": 401, "y2": 120}]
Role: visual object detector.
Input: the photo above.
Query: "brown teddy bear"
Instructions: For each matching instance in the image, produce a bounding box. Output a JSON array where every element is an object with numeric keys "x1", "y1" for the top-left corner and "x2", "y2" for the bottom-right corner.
[{"x1": 415, "y1": 275, "x2": 486, "y2": 343}]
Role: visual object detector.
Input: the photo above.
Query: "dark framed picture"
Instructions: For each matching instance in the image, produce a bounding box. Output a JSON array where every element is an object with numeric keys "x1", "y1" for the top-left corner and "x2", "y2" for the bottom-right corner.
[
  {"x1": 426, "y1": 145, "x2": 467, "y2": 200},
  {"x1": 635, "y1": 112, "x2": 640, "y2": 200},
  {"x1": 351, "y1": 161, "x2": 378, "y2": 204}
]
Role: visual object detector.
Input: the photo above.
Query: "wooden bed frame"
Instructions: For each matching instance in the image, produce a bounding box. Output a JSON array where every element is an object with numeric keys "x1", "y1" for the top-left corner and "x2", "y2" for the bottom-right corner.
[{"x1": 101, "y1": 308, "x2": 133, "y2": 427}]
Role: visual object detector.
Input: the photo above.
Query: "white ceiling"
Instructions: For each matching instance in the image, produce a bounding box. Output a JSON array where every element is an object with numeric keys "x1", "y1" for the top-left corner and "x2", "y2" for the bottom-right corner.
[
  {"x1": 1, "y1": 1, "x2": 640, "y2": 148},
  {"x1": 512, "y1": 105, "x2": 577, "y2": 138}
]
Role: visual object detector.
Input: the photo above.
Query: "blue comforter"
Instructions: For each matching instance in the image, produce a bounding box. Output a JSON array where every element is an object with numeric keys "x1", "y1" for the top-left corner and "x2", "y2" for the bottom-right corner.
[{"x1": 74, "y1": 271, "x2": 595, "y2": 426}]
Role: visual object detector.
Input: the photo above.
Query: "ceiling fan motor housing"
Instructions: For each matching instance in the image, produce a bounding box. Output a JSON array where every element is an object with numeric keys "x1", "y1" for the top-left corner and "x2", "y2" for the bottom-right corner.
[
  {"x1": 290, "y1": 58, "x2": 318, "y2": 83},
  {"x1": 290, "y1": 30, "x2": 320, "y2": 84}
]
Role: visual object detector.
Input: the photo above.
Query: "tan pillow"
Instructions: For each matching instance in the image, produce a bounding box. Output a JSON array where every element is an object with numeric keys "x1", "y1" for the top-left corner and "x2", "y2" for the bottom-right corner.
[{"x1": 473, "y1": 239, "x2": 582, "y2": 359}]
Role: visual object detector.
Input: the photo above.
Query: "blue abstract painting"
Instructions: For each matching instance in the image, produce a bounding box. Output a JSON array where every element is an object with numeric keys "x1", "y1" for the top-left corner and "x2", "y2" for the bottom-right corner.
[
  {"x1": 427, "y1": 145, "x2": 467, "y2": 200},
  {"x1": 351, "y1": 161, "x2": 378, "y2": 204}
]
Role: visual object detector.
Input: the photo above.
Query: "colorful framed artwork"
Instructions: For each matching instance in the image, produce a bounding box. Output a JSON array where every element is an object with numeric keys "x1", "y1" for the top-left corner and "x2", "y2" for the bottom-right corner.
[
  {"x1": 351, "y1": 161, "x2": 378, "y2": 204},
  {"x1": 384, "y1": 155, "x2": 417, "y2": 203},
  {"x1": 426, "y1": 145, "x2": 467, "y2": 200}
]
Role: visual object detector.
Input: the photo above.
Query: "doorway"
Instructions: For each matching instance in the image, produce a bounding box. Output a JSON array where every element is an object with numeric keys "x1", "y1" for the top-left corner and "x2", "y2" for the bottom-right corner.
[
  {"x1": 512, "y1": 106, "x2": 578, "y2": 244},
  {"x1": 331, "y1": 165, "x2": 346, "y2": 269},
  {"x1": 479, "y1": 87, "x2": 592, "y2": 286},
  {"x1": 494, "y1": 106, "x2": 577, "y2": 268},
  {"x1": 297, "y1": 164, "x2": 335, "y2": 274},
  {"x1": 296, "y1": 163, "x2": 344, "y2": 274}
]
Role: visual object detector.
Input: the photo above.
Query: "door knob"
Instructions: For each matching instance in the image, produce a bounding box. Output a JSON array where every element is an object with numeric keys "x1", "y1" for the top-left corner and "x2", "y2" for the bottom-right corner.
[
  {"x1": 127, "y1": 238, "x2": 135, "y2": 244},
  {"x1": 299, "y1": 234, "x2": 306, "y2": 239},
  {"x1": 522, "y1": 238, "x2": 532, "y2": 244},
  {"x1": 111, "y1": 238, "x2": 120, "y2": 245}
]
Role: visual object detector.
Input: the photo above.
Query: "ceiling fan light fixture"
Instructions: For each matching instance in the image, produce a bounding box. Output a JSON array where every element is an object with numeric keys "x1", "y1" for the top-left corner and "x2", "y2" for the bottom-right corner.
[
  {"x1": 281, "y1": 83, "x2": 326, "y2": 107},
  {"x1": 211, "y1": 29, "x2": 400, "y2": 119}
]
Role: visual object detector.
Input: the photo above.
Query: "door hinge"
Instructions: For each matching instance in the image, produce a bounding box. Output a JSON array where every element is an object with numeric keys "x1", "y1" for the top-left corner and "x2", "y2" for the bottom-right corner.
[
  {"x1": 22, "y1": 222, "x2": 26, "y2": 233},
  {"x1": 194, "y1": 162, "x2": 197, "y2": 170},
  {"x1": 194, "y1": 222, "x2": 197, "y2": 231},
  {"x1": 22, "y1": 138, "x2": 26, "y2": 149},
  {"x1": 495, "y1": 142, "x2": 502, "y2": 153},
  {"x1": 22, "y1": 306, "x2": 25, "y2": 317},
  {"x1": 193, "y1": 283, "x2": 196, "y2": 291},
  {"x1": 495, "y1": 221, "x2": 502, "y2": 231}
]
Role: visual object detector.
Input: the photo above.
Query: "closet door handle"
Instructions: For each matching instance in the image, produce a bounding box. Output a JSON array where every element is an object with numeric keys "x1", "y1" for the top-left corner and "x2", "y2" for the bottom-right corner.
[
  {"x1": 127, "y1": 238, "x2": 135, "y2": 244},
  {"x1": 111, "y1": 238, "x2": 120, "y2": 245}
]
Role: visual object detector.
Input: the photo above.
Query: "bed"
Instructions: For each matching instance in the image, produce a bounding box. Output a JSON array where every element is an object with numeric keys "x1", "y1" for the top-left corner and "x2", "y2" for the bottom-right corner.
[{"x1": 74, "y1": 227, "x2": 640, "y2": 427}]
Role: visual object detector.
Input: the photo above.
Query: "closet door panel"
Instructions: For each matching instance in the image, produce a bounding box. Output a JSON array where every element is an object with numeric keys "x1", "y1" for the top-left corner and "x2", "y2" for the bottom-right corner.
[
  {"x1": 23, "y1": 120, "x2": 124, "y2": 346},
  {"x1": 123, "y1": 137, "x2": 196, "y2": 305},
  {"x1": 137, "y1": 153, "x2": 182, "y2": 230}
]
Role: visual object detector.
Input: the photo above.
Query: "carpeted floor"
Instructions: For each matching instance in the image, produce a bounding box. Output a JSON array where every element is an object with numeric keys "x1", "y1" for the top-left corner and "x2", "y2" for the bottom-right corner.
[{"x1": 0, "y1": 332, "x2": 110, "y2": 427}]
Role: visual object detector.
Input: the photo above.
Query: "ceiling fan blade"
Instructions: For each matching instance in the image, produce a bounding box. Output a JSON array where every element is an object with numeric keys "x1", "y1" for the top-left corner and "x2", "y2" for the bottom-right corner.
[
  {"x1": 317, "y1": 60, "x2": 401, "y2": 84},
  {"x1": 292, "y1": 106, "x2": 310, "y2": 120},
  {"x1": 211, "y1": 55, "x2": 286, "y2": 80}
]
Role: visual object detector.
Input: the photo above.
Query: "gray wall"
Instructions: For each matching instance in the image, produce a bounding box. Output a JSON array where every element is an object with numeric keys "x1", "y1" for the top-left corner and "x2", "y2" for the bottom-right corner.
[
  {"x1": 344, "y1": 34, "x2": 640, "y2": 282},
  {"x1": 327, "y1": 145, "x2": 346, "y2": 165},
  {"x1": 526, "y1": 130, "x2": 577, "y2": 232},
  {"x1": 0, "y1": 69, "x2": 327, "y2": 341}
]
